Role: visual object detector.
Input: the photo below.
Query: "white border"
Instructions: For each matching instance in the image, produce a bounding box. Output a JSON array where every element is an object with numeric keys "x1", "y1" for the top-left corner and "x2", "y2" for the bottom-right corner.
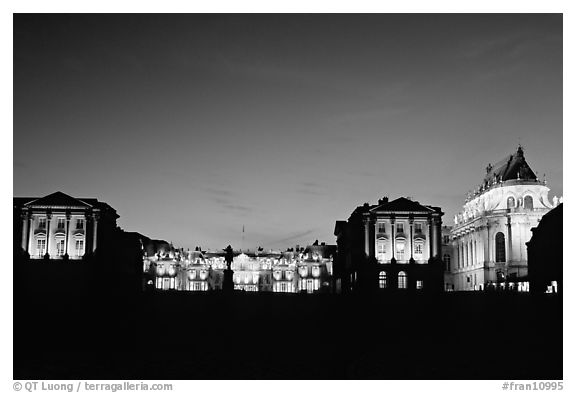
[{"x1": 3, "y1": 2, "x2": 572, "y2": 393}]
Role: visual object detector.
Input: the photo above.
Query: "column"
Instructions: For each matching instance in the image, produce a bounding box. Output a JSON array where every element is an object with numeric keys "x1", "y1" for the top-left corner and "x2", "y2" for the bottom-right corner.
[
  {"x1": 64, "y1": 211, "x2": 71, "y2": 258},
  {"x1": 409, "y1": 215, "x2": 414, "y2": 263},
  {"x1": 427, "y1": 217, "x2": 433, "y2": 261},
  {"x1": 455, "y1": 240, "x2": 460, "y2": 269},
  {"x1": 374, "y1": 220, "x2": 378, "y2": 260},
  {"x1": 20, "y1": 211, "x2": 28, "y2": 251},
  {"x1": 363, "y1": 218, "x2": 370, "y2": 257},
  {"x1": 486, "y1": 222, "x2": 491, "y2": 263},
  {"x1": 28, "y1": 213, "x2": 35, "y2": 256},
  {"x1": 433, "y1": 217, "x2": 441, "y2": 259},
  {"x1": 92, "y1": 212, "x2": 99, "y2": 253},
  {"x1": 44, "y1": 211, "x2": 52, "y2": 259},
  {"x1": 472, "y1": 238, "x2": 475, "y2": 267},
  {"x1": 390, "y1": 216, "x2": 396, "y2": 262},
  {"x1": 506, "y1": 216, "x2": 512, "y2": 264}
]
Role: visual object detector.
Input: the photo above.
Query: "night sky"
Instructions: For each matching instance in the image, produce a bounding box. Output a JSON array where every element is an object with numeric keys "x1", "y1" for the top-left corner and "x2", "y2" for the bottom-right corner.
[{"x1": 13, "y1": 14, "x2": 563, "y2": 250}]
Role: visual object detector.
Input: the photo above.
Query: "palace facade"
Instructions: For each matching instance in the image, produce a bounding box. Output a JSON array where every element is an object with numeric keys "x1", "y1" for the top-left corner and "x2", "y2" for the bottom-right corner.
[
  {"x1": 334, "y1": 196, "x2": 445, "y2": 293},
  {"x1": 446, "y1": 146, "x2": 560, "y2": 291},
  {"x1": 145, "y1": 242, "x2": 336, "y2": 293},
  {"x1": 14, "y1": 191, "x2": 119, "y2": 260}
]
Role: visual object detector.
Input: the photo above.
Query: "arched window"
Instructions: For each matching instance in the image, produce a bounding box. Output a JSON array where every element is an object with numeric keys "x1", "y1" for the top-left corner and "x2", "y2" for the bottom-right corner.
[
  {"x1": 443, "y1": 254, "x2": 451, "y2": 271},
  {"x1": 524, "y1": 195, "x2": 533, "y2": 210},
  {"x1": 379, "y1": 271, "x2": 387, "y2": 289},
  {"x1": 495, "y1": 232, "x2": 506, "y2": 262},
  {"x1": 507, "y1": 196, "x2": 515, "y2": 209},
  {"x1": 398, "y1": 271, "x2": 407, "y2": 289}
]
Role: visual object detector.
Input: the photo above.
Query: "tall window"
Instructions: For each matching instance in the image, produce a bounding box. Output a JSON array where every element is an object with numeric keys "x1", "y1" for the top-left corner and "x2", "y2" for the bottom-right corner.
[
  {"x1": 414, "y1": 223, "x2": 422, "y2": 234},
  {"x1": 443, "y1": 235, "x2": 450, "y2": 244},
  {"x1": 524, "y1": 195, "x2": 533, "y2": 210},
  {"x1": 75, "y1": 239, "x2": 84, "y2": 257},
  {"x1": 398, "y1": 271, "x2": 407, "y2": 289},
  {"x1": 37, "y1": 238, "x2": 46, "y2": 256},
  {"x1": 379, "y1": 271, "x2": 387, "y2": 289},
  {"x1": 38, "y1": 217, "x2": 46, "y2": 230},
  {"x1": 76, "y1": 219, "x2": 84, "y2": 230},
  {"x1": 507, "y1": 196, "x2": 515, "y2": 209},
  {"x1": 396, "y1": 242, "x2": 405, "y2": 260},
  {"x1": 396, "y1": 223, "x2": 404, "y2": 234},
  {"x1": 377, "y1": 223, "x2": 386, "y2": 234},
  {"x1": 57, "y1": 218, "x2": 65, "y2": 230},
  {"x1": 56, "y1": 239, "x2": 65, "y2": 256},
  {"x1": 414, "y1": 243, "x2": 423, "y2": 255},
  {"x1": 443, "y1": 254, "x2": 451, "y2": 271},
  {"x1": 495, "y1": 232, "x2": 506, "y2": 262},
  {"x1": 377, "y1": 240, "x2": 386, "y2": 262}
]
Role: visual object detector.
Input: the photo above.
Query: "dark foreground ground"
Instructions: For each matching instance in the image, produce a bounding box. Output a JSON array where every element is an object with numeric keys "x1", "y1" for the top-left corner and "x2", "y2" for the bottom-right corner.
[{"x1": 14, "y1": 290, "x2": 562, "y2": 379}]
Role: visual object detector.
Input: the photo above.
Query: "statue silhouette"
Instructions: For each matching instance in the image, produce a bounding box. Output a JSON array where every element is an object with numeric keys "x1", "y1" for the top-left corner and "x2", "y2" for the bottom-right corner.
[{"x1": 222, "y1": 245, "x2": 235, "y2": 292}]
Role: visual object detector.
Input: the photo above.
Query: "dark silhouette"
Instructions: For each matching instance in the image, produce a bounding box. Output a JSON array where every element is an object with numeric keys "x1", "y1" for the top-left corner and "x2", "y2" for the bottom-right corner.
[
  {"x1": 527, "y1": 203, "x2": 563, "y2": 294},
  {"x1": 222, "y1": 245, "x2": 235, "y2": 292}
]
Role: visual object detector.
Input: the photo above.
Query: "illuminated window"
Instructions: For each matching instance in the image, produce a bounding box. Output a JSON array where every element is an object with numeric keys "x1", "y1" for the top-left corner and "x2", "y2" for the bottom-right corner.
[
  {"x1": 312, "y1": 266, "x2": 321, "y2": 278},
  {"x1": 379, "y1": 271, "x2": 387, "y2": 289},
  {"x1": 377, "y1": 240, "x2": 387, "y2": 262},
  {"x1": 396, "y1": 241, "x2": 405, "y2": 260},
  {"x1": 57, "y1": 218, "x2": 65, "y2": 230},
  {"x1": 76, "y1": 219, "x2": 84, "y2": 230},
  {"x1": 75, "y1": 239, "x2": 84, "y2": 257},
  {"x1": 377, "y1": 223, "x2": 386, "y2": 234},
  {"x1": 414, "y1": 223, "x2": 422, "y2": 234},
  {"x1": 398, "y1": 271, "x2": 407, "y2": 289},
  {"x1": 507, "y1": 196, "x2": 515, "y2": 209},
  {"x1": 396, "y1": 223, "x2": 404, "y2": 234},
  {"x1": 56, "y1": 239, "x2": 65, "y2": 256},
  {"x1": 524, "y1": 195, "x2": 533, "y2": 210},
  {"x1": 414, "y1": 243, "x2": 423, "y2": 255},
  {"x1": 377, "y1": 241, "x2": 386, "y2": 254},
  {"x1": 495, "y1": 232, "x2": 506, "y2": 262},
  {"x1": 416, "y1": 280, "x2": 423, "y2": 290},
  {"x1": 306, "y1": 279, "x2": 315, "y2": 293},
  {"x1": 37, "y1": 238, "x2": 46, "y2": 256},
  {"x1": 38, "y1": 217, "x2": 46, "y2": 230}
]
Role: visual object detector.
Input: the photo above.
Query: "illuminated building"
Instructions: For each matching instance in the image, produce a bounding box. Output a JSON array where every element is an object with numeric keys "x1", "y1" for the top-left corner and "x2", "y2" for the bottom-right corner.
[
  {"x1": 334, "y1": 196, "x2": 445, "y2": 293},
  {"x1": 297, "y1": 242, "x2": 336, "y2": 293},
  {"x1": 13, "y1": 191, "x2": 160, "y2": 293},
  {"x1": 13, "y1": 191, "x2": 119, "y2": 260},
  {"x1": 448, "y1": 146, "x2": 559, "y2": 291},
  {"x1": 145, "y1": 242, "x2": 335, "y2": 293}
]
